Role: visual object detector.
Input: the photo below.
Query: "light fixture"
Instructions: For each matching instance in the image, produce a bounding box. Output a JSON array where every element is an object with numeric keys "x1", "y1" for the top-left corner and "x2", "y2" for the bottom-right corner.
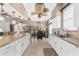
[
  {"x1": 32, "y1": 3, "x2": 48, "y2": 18},
  {"x1": 0, "y1": 3, "x2": 5, "y2": 21},
  {"x1": 23, "y1": 24, "x2": 26, "y2": 27},
  {"x1": 18, "y1": 22, "x2": 22, "y2": 26},
  {"x1": 23, "y1": 24, "x2": 25, "y2": 27},
  {"x1": 12, "y1": 20, "x2": 16, "y2": 25},
  {"x1": 0, "y1": 28, "x2": 3, "y2": 32}
]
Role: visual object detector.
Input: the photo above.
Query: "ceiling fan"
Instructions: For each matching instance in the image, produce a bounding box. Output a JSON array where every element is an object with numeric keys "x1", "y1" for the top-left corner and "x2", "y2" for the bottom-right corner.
[{"x1": 31, "y1": 3, "x2": 49, "y2": 18}]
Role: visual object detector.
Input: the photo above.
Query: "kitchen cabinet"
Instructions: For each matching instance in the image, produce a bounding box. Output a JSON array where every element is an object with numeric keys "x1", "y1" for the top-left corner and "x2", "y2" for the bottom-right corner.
[
  {"x1": 50, "y1": 7, "x2": 61, "y2": 29},
  {"x1": 0, "y1": 41, "x2": 15, "y2": 56},
  {"x1": 48, "y1": 35, "x2": 63, "y2": 55},
  {"x1": 74, "y1": 3, "x2": 79, "y2": 27},
  {"x1": 13, "y1": 35, "x2": 30, "y2": 56},
  {"x1": 49, "y1": 13, "x2": 61, "y2": 34},
  {"x1": 55, "y1": 38, "x2": 63, "y2": 55},
  {"x1": 61, "y1": 40, "x2": 77, "y2": 56},
  {"x1": 63, "y1": 3, "x2": 78, "y2": 30},
  {"x1": 48, "y1": 35, "x2": 56, "y2": 49},
  {"x1": 0, "y1": 34, "x2": 30, "y2": 56},
  {"x1": 52, "y1": 16, "x2": 61, "y2": 29},
  {"x1": 52, "y1": 17, "x2": 57, "y2": 28},
  {"x1": 48, "y1": 35, "x2": 79, "y2": 56}
]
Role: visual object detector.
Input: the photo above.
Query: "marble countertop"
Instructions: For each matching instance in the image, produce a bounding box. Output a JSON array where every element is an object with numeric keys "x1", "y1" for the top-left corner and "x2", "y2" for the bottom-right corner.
[
  {"x1": 0, "y1": 35, "x2": 15, "y2": 47},
  {"x1": 62, "y1": 37, "x2": 79, "y2": 47},
  {"x1": 0, "y1": 33, "x2": 30, "y2": 47},
  {"x1": 50, "y1": 34, "x2": 79, "y2": 47}
]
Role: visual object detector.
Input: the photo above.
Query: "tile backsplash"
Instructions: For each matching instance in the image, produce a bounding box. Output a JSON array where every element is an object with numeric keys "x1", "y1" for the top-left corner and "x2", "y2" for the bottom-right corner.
[
  {"x1": 69, "y1": 31, "x2": 79, "y2": 39},
  {"x1": 52, "y1": 29, "x2": 79, "y2": 39}
]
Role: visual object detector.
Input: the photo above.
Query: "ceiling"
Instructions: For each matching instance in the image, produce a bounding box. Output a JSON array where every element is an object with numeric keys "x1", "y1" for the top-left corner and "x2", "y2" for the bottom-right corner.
[
  {"x1": 0, "y1": 3, "x2": 28, "y2": 20},
  {"x1": 0, "y1": 3, "x2": 57, "y2": 21},
  {"x1": 9, "y1": 3, "x2": 28, "y2": 18},
  {"x1": 23, "y1": 3, "x2": 57, "y2": 21}
]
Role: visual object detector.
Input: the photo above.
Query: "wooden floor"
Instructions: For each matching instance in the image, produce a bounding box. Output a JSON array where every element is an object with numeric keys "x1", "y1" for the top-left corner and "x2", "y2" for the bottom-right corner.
[{"x1": 22, "y1": 38, "x2": 58, "y2": 56}]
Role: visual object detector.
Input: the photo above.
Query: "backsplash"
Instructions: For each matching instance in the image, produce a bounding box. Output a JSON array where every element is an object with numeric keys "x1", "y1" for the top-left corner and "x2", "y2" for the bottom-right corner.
[
  {"x1": 52, "y1": 29, "x2": 79, "y2": 39},
  {"x1": 69, "y1": 31, "x2": 79, "y2": 39}
]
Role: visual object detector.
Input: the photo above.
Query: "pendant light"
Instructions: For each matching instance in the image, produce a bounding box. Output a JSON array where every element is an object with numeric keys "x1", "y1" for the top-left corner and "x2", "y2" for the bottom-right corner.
[
  {"x1": 12, "y1": 20, "x2": 16, "y2": 25},
  {"x1": 0, "y1": 3, "x2": 5, "y2": 21}
]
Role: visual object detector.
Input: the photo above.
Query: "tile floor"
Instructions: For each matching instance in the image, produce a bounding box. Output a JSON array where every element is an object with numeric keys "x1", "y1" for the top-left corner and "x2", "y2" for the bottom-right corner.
[{"x1": 22, "y1": 38, "x2": 57, "y2": 56}]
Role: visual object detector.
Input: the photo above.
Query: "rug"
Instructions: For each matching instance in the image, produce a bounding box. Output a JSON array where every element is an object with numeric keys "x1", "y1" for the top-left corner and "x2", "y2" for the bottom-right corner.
[{"x1": 43, "y1": 48, "x2": 58, "y2": 56}]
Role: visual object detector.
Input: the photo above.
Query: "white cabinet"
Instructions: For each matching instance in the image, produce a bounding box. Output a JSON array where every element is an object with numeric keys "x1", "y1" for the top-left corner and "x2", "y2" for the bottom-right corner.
[
  {"x1": 0, "y1": 35, "x2": 30, "y2": 56},
  {"x1": 74, "y1": 3, "x2": 79, "y2": 27},
  {"x1": 61, "y1": 40, "x2": 77, "y2": 56},
  {"x1": 14, "y1": 38, "x2": 23, "y2": 56},
  {"x1": 63, "y1": 4, "x2": 78, "y2": 30},
  {"x1": 50, "y1": 9, "x2": 61, "y2": 29},
  {"x1": 49, "y1": 13, "x2": 61, "y2": 34},
  {"x1": 52, "y1": 17, "x2": 57, "y2": 28},
  {"x1": 48, "y1": 35, "x2": 63, "y2": 55},
  {"x1": 55, "y1": 38, "x2": 63, "y2": 55},
  {"x1": 48, "y1": 35, "x2": 79, "y2": 56},
  {"x1": 52, "y1": 16, "x2": 61, "y2": 29},
  {"x1": 14, "y1": 36, "x2": 30, "y2": 56},
  {"x1": 48, "y1": 35, "x2": 57, "y2": 50},
  {"x1": 0, "y1": 42, "x2": 15, "y2": 56}
]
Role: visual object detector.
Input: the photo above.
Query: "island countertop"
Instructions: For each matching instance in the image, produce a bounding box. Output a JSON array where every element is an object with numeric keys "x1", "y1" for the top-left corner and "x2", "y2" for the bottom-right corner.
[
  {"x1": 0, "y1": 34, "x2": 15, "y2": 47},
  {"x1": 0, "y1": 33, "x2": 30, "y2": 47}
]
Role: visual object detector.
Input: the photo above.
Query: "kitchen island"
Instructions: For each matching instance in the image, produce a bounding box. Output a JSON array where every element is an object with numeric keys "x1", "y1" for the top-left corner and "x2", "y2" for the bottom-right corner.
[
  {"x1": 0, "y1": 33, "x2": 30, "y2": 56},
  {"x1": 0, "y1": 34, "x2": 15, "y2": 47}
]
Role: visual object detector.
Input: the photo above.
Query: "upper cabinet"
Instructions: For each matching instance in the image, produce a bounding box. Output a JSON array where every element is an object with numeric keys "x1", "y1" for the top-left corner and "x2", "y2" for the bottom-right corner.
[
  {"x1": 74, "y1": 3, "x2": 79, "y2": 27},
  {"x1": 50, "y1": 4, "x2": 61, "y2": 29},
  {"x1": 50, "y1": 3, "x2": 79, "y2": 31},
  {"x1": 52, "y1": 15, "x2": 61, "y2": 29},
  {"x1": 62, "y1": 3, "x2": 78, "y2": 30}
]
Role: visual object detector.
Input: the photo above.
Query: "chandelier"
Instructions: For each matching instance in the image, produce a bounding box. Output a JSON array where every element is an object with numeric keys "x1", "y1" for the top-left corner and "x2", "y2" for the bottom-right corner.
[{"x1": 32, "y1": 3, "x2": 49, "y2": 18}]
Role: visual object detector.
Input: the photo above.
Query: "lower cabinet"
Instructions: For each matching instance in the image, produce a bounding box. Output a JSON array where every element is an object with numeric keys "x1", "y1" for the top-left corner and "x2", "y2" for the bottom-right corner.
[
  {"x1": 48, "y1": 35, "x2": 63, "y2": 55},
  {"x1": 48, "y1": 35, "x2": 79, "y2": 56},
  {"x1": 0, "y1": 35, "x2": 30, "y2": 56},
  {"x1": 61, "y1": 40, "x2": 77, "y2": 56},
  {"x1": 13, "y1": 36, "x2": 30, "y2": 56},
  {"x1": 0, "y1": 42, "x2": 15, "y2": 56}
]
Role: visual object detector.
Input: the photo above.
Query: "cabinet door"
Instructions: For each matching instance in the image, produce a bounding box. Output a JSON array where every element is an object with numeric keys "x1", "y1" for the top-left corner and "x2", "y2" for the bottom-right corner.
[
  {"x1": 61, "y1": 40, "x2": 77, "y2": 56},
  {"x1": 20, "y1": 37, "x2": 28, "y2": 51},
  {"x1": 48, "y1": 36, "x2": 62, "y2": 55},
  {"x1": 13, "y1": 38, "x2": 22, "y2": 56},
  {"x1": 0, "y1": 42, "x2": 15, "y2": 56},
  {"x1": 74, "y1": 3, "x2": 79, "y2": 27},
  {"x1": 14, "y1": 36, "x2": 30, "y2": 56},
  {"x1": 63, "y1": 4, "x2": 77, "y2": 30},
  {"x1": 55, "y1": 38, "x2": 63, "y2": 55}
]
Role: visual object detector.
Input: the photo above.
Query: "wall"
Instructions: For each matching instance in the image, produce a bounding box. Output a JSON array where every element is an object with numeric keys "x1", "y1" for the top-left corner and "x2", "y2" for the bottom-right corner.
[
  {"x1": 50, "y1": 3, "x2": 79, "y2": 40},
  {"x1": 68, "y1": 31, "x2": 79, "y2": 39},
  {"x1": 0, "y1": 21, "x2": 10, "y2": 32}
]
